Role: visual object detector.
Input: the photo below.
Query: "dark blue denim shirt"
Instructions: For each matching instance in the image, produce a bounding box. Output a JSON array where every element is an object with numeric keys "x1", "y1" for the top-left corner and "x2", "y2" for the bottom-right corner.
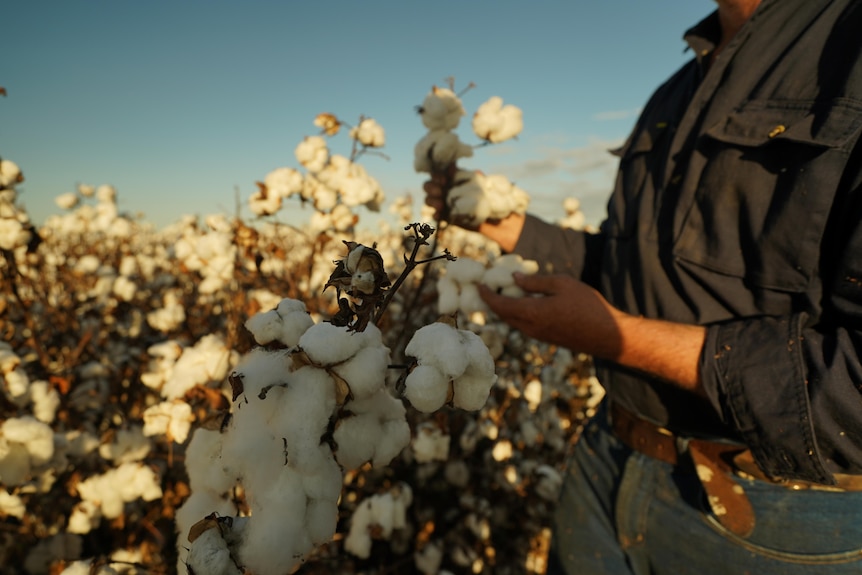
[{"x1": 514, "y1": 0, "x2": 862, "y2": 484}]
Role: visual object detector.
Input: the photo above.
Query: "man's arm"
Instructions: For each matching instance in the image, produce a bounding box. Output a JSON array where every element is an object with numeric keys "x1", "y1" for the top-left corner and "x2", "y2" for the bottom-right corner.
[{"x1": 479, "y1": 273, "x2": 706, "y2": 395}]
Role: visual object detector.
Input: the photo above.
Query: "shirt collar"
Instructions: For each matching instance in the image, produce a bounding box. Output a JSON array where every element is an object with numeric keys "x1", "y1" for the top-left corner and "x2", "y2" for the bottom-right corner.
[{"x1": 684, "y1": 11, "x2": 722, "y2": 66}]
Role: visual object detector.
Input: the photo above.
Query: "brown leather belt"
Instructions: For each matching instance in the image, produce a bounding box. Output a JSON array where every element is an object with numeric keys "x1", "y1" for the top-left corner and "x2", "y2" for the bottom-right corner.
[{"x1": 610, "y1": 401, "x2": 862, "y2": 538}]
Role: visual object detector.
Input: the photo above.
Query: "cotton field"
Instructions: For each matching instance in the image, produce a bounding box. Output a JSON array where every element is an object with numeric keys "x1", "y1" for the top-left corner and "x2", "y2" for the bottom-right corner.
[{"x1": 0, "y1": 85, "x2": 603, "y2": 575}]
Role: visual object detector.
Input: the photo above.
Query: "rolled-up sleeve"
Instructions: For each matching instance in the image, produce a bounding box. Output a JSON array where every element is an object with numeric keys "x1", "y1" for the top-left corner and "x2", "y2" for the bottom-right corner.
[{"x1": 512, "y1": 214, "x2": 605, "y2": 286}]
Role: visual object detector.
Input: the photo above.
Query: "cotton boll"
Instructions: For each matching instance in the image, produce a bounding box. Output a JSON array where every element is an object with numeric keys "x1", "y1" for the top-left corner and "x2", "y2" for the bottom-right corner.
[
  {"x1": 419, "y1": 86, "x2": 466, "y2": 131},
  {"x1": 0, "y1": 159, "x2": 23, "y2": 188},
  {"x1": 306, "y1": 498, "x2": 339, "y2": 545},
  {"x1": 472, "y1": 96, "x2": 523, "y2": 143},
  {"x1": 60, "y1": 559, "x2": 119, "y2": 575},
  {"x1": 240, "y1": 469, "x2": 312, "y2": 575},
  {"x1": 331, "y1": 345, "x2": 389, "y2": 400},
  {"x1": 405, "y1": 322, "x2": 470, "y2": 379},
  {"x1": 67, "y1": 500, "x2": 102, "y2": 534},
  {"x1": 55, "y1": 192, "x2": 79, "y2": 210},
  {"x1": 413, "y1": 130, "x2": 474, "y2": 173},
  {"x1": 267, "y1": 366, "x2": 335, "y2": 469},
  {"x1": 0, "y1": 490, "x2": 25, "y2": 519},
  {"x1": 415, "y1": 541, "x2": 444, "y2": 575},
  {"x1": 264, "y1": 167, "x2": 304, "y2": 199},
  {"x1": 244, "y1": 309, "x2": 284, "y2": 345},
  {"x1": 29, "y1": 380, "x2": 60, "y2": 423},
  {"x1": 344, "y1": 499, "x2": 374, "y2": 559},
  {"x1": 436, "y1": 275, "x2": 460, "y2": 315},
  {"x1": 96, "y1": 184, "x2": 116, "y2": 203},
  {"x1": 412, "y1": 422, "x2": 450, "y2": 463},
  {"x1": 112, "y1": 275, "x2": 137, "y2": 301},
  {"x1": 98, "y1": 426, "x2": 151, "y2": 463},
  {"x1": 332, "y1": 412, "x2": 381, "y2": 470},
  {"x1": 184, "y1": 428, "x2": 237, "y2": 495},
  {"x1": 2, "y1": 416, "x2": 54, "y2": 466},
  {"x1": 3, "y1": 367, "x2": 30, "y2": 406},
  {"x1": 444, "y1": 460, "x2": 470, "y2": 488},
  {"x1": 301, "y1": 446, "x2": 342, "y2": 501},
  {"x1": 448, "y1": 175, "x2": 491, "y2": 224},
  {"x1": 299, "y1": 322, "x2": 365, "y2": 365},
  {"x1": 295, "y1": 135, "x2": 329, "y2": 173},
  {"x1": 446, "y1": 258, "x2": 486, "y2": 284},
  {"x1": 452, "y1": 370, "x2": 495, "y2": 411},
  {"x1": 458, "y1": 283, "x2": 488, "y2": 315},
  {"x1": 142, "y1": 400, "x2": 195, "y2": 443},
  {"x1": 349, "y1": 118, "x2": 386, "y2": 147},
  {"x1": 402, "y1": 364, "x2": 449, "y2": 413},
  {"x1": 248, "y1": 186, "x2": 283, "y2": 216}
]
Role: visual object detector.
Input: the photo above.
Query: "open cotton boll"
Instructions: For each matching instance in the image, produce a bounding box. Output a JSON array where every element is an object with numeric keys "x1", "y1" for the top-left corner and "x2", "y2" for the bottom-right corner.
[
  {"x1": 472, "y1": 96, "x2": 524, "y2": 143},
  {"x1": 350, "y1": 118, "x2": 385, "y2": 147},
  {"x1": 436, "y1": 275, "x2": 460, "y2": 315},
  {"x1": 240, "y1": 469, "x2": 312, "y2": 575},
  {"x1": 184, "y1": 428, "x2": 236, "y2": 495},
  {"x1": 333, "y1": 390, "x2": 409, "y2": 468},
  {"x1": 412, "y1": 422, "x2": 450, "y2": 462},
  {"x1": 67, "y1": 500, "x2": 102, "y2": 534},
  {"x1": 306, "y1": 498, "x2": 339, "y2": 545},
  {"x1": 98, "y1": 426, "x2": 151, "y2": 463},
  {"x1": 459, "y1": 283, "x2": 488, "y2": 315},
  {"x1": 0, "y1": 490, "x2": 25, "y2": 519},
  {"x1": 2, "y1": 416, "x2": 55, "y2": 466},
  {"x1": 142, "y1": 400, "x2": 194, "y2": 443},
  {"x1": 405, "y1": 322, "x2": 469, "y2": 379},
  {"x1": 29, "y1": 380, "x2": 60, "y2": 423},
  {"x1": 446, "y1": 258, "x2": 486, "y2": 284},
  {"x1": 402, "y1": 364, "x2": 449, "y2": 413},
  {"x1": 331, "y1": 345, "x2": 389, "y2": 400},
  {"x1": 55, "y1": 192, "x2": 79, "y2": 210},
  {"x1": 413, "y1": 130, "x2": 474, "y2": 173},
  {"x1": 299, "y1": 322, "x2": 367, "y2": 365},
  {"x1": 267, "y1": 366, "x2": 336, "y2": 469},
  {"x1": 263, "y1": 167, "x2": 304, "y2": 199},
  {"x1": 448, "y1": 176, "x2": 491, "y2": 224},
  {"x1": 0, "y1": 159, "x2": 22, "y2": 188},
  {"x1": 295, "y1": 135, "x2": 329, "y2": 173},
  {"x1": 420, "y1": 86, "x2": 466, "y2": 131},
  {"x1": 248, "y1": 186, "x2": 283, "y2": 216}
]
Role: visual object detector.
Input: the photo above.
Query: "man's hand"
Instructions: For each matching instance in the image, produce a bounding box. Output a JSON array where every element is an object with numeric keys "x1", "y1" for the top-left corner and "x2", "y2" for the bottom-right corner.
[
  {"x1": 479, "y1": 273, "x2": 625, "y2": 359},
  {"x1": 479, "y1": 273, "x2": 708, "y2": 395}
]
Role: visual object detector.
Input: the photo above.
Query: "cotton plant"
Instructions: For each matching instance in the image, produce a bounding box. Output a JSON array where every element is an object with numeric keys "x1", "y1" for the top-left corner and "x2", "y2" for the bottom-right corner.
[
  {"x1": 179, "y1": 225, "x2": 502, "y2": 574},
  {"x1": 412, "y1": 82, "x2": 529, "y2": 227},
  {"x1": 0, "y1": 157, "x2": 35, "y2": 253},
  {"x1": 344, "y1": 482, "x2": 413, "y2": 559},
  {"x1": 249, "y1": 112, "x2": 388, "y2": 223}
]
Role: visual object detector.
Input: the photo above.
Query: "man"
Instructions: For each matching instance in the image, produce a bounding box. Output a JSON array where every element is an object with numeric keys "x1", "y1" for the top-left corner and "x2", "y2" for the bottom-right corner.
[{"x1": 426, "y1": 0, "x2": 862, "y2": 573}]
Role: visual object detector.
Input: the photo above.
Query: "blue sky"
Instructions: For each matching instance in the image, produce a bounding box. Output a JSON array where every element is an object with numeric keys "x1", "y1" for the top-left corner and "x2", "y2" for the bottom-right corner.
[{"x1": 3, "y1": 1, "x2": 715, "y2": 230}]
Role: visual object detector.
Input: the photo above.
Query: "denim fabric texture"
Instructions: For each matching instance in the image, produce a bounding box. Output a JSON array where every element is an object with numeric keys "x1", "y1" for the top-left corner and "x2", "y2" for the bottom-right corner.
[{"x1": 547, "y1": 402, "x2": 862, "y2": 575}]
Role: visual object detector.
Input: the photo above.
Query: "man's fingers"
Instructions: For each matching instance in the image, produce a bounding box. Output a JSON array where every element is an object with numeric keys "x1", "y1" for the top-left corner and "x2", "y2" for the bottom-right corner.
[{"x1": 512, "y1": 272, "x2": 559, "y2": 295}]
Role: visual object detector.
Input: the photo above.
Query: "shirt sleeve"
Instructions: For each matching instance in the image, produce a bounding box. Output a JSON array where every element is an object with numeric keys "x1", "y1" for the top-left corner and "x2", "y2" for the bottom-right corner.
[
  {"x1": 511, "y1": 214, "x2": 605, "y2": 286},
  {"x1": 700, "y1": 149, "x2": 862, "y2": 484}
]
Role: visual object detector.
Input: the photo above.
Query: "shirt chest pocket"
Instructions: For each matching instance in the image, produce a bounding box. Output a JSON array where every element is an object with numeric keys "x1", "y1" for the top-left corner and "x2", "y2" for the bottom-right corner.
[{"x1": 672, "y1": 98, "x2": 862, "y2": 292}]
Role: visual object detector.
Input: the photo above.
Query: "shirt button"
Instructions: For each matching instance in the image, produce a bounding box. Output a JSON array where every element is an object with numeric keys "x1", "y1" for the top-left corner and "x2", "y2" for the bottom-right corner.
[{"x1": 768, "y1": 125, "x2": 786, "y2": 138}]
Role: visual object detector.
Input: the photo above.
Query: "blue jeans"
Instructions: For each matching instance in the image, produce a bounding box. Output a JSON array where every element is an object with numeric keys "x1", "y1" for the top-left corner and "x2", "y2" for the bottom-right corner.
[{"x1": 548, "y1": 401, "x2": 862, "y2": 574}]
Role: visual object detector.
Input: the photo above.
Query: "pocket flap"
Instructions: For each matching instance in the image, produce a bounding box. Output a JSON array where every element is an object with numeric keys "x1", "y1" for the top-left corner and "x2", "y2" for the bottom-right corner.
[{"x1": 705, "y1": 98, "x2": 862, "y2": 148}]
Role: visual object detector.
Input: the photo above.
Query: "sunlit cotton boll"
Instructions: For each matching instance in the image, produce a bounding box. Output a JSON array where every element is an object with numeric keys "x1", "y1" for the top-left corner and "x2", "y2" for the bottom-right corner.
[
  {"x1": 295, "y1": 135, "x2": 329, "y2": 173},
  {"x1": 0, "y1": 217, "x2": 31, "y2": 251},
  {"x1": 299, "y1": 321, "x2": 382, "y2": 366},
  {"x1": 263, "y1": 166, "x2": 304, "y2": 199},
  {"x1": 350, "y1": 118, "x2": 385, "y2": 147},
  {"x1": 55, "y1": 192, "x2": 79, "y2": 210},
  {"x1": 142, "y1": 400, "x2": 195, "y2": 443},
  {"x1": 412, "y1": 422, "x2": 450, "y2": 463},
  {"x1": 248, "y1": 185, "x2": 282, "y2": 216},
  {"x1": 332, "y1": 389, "x2": 410, "y2": 469},
  {"x1": 472, "y1": 96, "x2": 524, "y2": 143},
  {"x1": 419, "y1": 86, "x2": 465, "y2": 131},
  {"x1": 413, "y1": 130, "x2": 474, "y2": 173},
  {"x1": 0, "y1": 159, "x2": 22, "y2": 188},
  {"x1": 244, "y1": 297, "x2": 314, "y2": 347},
  {"x1": 405, "y1": 322, "x2": 470, "y2": 379},
  {"x1": 481, "y1": 254, "x2": 539, "y2": 296}
]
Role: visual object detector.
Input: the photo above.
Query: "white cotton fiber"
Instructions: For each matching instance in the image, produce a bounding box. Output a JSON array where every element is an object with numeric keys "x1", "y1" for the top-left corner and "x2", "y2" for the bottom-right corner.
[
  {"x1": 405, "y1": 322, "x2": 469, "y2": 378},
  {"x1": 402, "y1": 364, "x2": 449, "y2": 413},
  {"x1": 331, "y1": 345, "x2": 389, "y2": 400}
]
